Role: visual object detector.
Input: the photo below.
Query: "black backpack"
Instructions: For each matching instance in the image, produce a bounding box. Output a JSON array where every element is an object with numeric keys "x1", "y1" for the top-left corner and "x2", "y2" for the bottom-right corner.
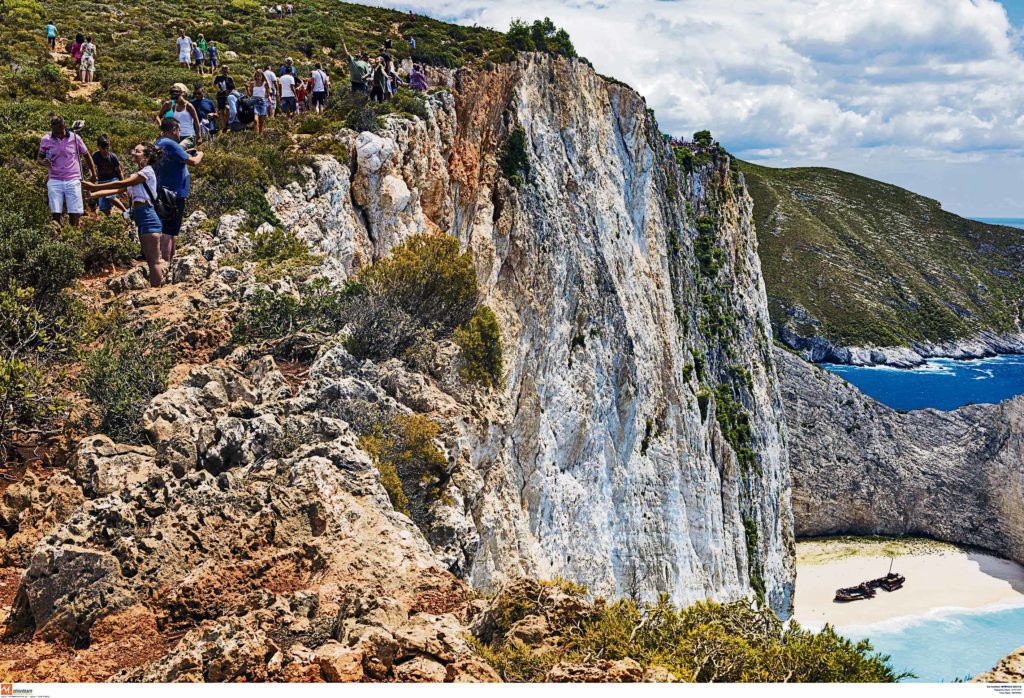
[
  {"x1": 237, "y1": 96, "x2": 255, "y2": 125},
  {"x1": 142, "y1": 177, "x2": 178, "y2": 222}
]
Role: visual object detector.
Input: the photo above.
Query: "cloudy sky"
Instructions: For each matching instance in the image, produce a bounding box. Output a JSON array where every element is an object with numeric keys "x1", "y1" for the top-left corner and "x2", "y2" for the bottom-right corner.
[{"x1": 372, "y1": 0, "x2": 1024, "y2": 217}]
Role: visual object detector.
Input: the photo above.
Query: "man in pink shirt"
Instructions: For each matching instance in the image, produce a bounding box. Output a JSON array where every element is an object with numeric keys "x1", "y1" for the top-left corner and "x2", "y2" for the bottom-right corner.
[{"x1": 38, "y1": 115, "x2": 97, "y2": 226}]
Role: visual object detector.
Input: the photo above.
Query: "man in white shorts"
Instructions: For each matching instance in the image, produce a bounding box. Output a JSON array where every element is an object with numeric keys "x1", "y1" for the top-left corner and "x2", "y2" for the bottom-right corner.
[
  {"x1": 38, "y1": 115, "x2": 97, "y2": 227},
  {"x1": 176, "y1": 29, "x2": 193, "y2": 67}
]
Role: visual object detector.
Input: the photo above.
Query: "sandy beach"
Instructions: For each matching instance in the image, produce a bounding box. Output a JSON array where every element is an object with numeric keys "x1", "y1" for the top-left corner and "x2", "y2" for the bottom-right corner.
[{"x1": 794, "y1": 538, "x2": 1024, "y2": 629}]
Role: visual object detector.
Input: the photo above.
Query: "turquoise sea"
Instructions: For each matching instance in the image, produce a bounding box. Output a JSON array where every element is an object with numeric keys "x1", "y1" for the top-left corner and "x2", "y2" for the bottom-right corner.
[
  {"x1": 973, "y1": 217, "x2": 1024, "y2": 229},
  {"x1": 822, "y1": 354, "x2": 1024, "y2": 411},
  {"x1": 843, "y1": 605, "x2": 1024, "y2": 683}
]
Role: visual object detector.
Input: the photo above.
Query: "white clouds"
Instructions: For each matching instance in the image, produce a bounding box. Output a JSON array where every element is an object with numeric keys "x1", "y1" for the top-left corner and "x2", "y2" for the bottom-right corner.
[{"x1": 376, "y1": 0, "x2": 1024, "y2": 214}]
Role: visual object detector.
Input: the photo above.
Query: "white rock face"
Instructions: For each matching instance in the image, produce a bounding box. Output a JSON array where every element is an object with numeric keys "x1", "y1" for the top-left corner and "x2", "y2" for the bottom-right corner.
[{"x1": 268, "y1": 55, "x2": 794, "y2": 612}]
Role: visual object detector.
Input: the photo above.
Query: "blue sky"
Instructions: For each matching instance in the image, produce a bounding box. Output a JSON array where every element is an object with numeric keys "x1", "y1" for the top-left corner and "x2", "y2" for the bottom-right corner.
[{"x1": 375, "y1": 0, "x2": 1024, "y2": 217}]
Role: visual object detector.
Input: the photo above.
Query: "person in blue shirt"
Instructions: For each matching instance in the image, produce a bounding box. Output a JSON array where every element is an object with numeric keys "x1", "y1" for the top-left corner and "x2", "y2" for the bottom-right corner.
[
  {"x1": 206, "y1": 41, "x2": 219, "y2": 69},
  {"x1": 190, "y1": 85, "x2": 217, "y2": 142},
  {"x1": 154, "y1": 117, "x2": 203, "y2": 264},
  {"x1": 45, "y1": 21, "x2": 57, "y2": 50},
  {"x1": 279, "y1": 56, "x2": 297, "y2": 78}
]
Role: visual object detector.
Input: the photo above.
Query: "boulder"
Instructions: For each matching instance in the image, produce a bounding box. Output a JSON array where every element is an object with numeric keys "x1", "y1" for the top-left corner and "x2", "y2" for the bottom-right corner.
[
  {"x1": 70, "y1": 435, "x2": 159, "y2": 496},
  {"x1": 315, "y1": 641, "x2": 364, "y2": 682},
  {"x1": 394, "y1": 656, "x2": 447, "y2": 682},
  {"x1": 547, "y1": 659, "x2": 643, "y2": 683},
  {"x1": 445, "y1": 658, "x2": 502, "y2": 683}
]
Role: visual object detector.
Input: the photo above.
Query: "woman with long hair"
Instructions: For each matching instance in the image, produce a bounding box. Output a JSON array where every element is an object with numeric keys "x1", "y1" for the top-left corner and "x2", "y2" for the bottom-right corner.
[
  {"x1": 82, "y1": 142, "x2": 166, "y2": 286},
  {"x1": 248, "y1": 68, "x2": 270, "y2": 135}
]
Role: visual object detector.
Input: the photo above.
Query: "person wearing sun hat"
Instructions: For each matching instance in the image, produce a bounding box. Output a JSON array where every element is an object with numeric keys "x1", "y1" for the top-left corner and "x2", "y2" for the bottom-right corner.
[{"x1": 157, "y1": 83, "x2": 202, "y2": 148}]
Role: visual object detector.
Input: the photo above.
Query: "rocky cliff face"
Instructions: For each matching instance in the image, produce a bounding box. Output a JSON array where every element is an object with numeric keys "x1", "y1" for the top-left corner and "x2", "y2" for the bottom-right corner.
[
  {"x1": 2, "y1": 54, "x2": 796, "y2": 678},
  {"x1": 778, "y1": 348, "x2": 1024, "y2": 564},
  {"x1": 272, "y1": 55, "x2": 794, "y2": 609}
]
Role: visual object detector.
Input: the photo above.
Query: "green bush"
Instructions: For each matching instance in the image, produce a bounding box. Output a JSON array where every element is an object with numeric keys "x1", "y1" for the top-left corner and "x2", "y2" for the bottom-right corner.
[
  {"x1": 475, "y1": 592, "x2": 911, "y2": 683},
  {"x1": 250, "y1": 226, "x2": 313, "y2": 264},
  {"x1": 357, "y1": 413, "x2": 448, "y2": 520},
  {"x1": 232, "y1": 279, "x2": 353, "y2": 343},
  {"x1": 454, "y1": 305, "x2": 503, "y2": 387},
  {"x1": 0, "y1": 226, "x2": 83, "y2": 301},
  {"x1": 79, "y1": 323, "x2": 173, "y2": 443},
  {"x1": 61, "y1": 215, "x2": 138, "y2": 272},
  {"x1": 0, "y1": 284, "x2": 75, "y2": 458},
  {"x1": 498, "y1": 127, "x2": 530, "y2": 187},
  {"x1": 506, "y1": 18, "x2": 577, "y2": 58},
  {"x1": 359, "y1": 234, "x2": 479, "y2": 337}
]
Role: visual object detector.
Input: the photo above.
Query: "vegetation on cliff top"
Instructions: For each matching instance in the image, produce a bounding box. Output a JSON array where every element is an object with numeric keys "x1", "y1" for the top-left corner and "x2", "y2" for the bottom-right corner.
[
  {"x1": 474, "y1": 579, "x2": 911, "y2": 682},
  {"x1": 738, "y1": 161, "x2": 1024, "y2": 348}
]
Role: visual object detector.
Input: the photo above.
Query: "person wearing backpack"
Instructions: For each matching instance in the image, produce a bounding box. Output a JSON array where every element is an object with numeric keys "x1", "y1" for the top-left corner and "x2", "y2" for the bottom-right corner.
[
  {"x1": 155, "y1": 117, "x2": 203, "y2": 264},
  {"x1": 213, "y1": 66, "x2": 235, "y2": 131},
  {"x1": 82, "y1": 142, "x2": 166, "y2": 286},
  {"x1": 229, "y1": 89, "x2": 252, "y2": 131}
]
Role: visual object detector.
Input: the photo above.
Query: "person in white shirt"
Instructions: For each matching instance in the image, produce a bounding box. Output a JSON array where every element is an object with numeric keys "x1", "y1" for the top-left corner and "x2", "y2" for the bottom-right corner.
[
  {"x1": 278, "y1": 71, "x2": 297, "y2": 118},
  {"x1": 262, "y1": 65, "x2": 278, "y2": 118},
  {"x1": 310, "y1": 63, "x2": 329, "y2": 114},
  {"x1": 176, "y1": 29, "x2": 192, "y2": 67},
  {"x1": 82, "y1": 142, "x2": 166, "y2": 286}
]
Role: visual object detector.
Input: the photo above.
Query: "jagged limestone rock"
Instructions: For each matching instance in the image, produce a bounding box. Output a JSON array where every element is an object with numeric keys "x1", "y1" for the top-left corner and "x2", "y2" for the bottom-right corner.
[{"x1": 779, "y1": 348, "x2": 1024, "y2": 565}]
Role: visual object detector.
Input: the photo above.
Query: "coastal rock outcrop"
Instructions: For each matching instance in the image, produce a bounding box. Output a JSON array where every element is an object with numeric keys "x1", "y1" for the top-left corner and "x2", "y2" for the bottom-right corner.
[
  {"x1": 778, "y1": 348, "x2": 1024, "y2": 565},
  {"x1": 4, "y1": 53, "x2": 797, "y2": 680},
  {"x1": 265, "y1": 54, "x2": 794, "y2": 609}
]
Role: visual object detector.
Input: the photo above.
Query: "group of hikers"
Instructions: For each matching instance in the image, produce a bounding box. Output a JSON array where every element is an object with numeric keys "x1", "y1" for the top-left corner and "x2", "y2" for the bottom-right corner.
[
  {"x1": 38, "y1": 20, "x2": 434, "y2": 289},
  {"x1": 39, "y1": 114, "x2": 200, "y2": 287},
  {"x1": 342, "y1": 38, "x2": 428, "y2": 101},
  {"x1": 52, "y1": 24, "x2": 98, "y2": 83}
]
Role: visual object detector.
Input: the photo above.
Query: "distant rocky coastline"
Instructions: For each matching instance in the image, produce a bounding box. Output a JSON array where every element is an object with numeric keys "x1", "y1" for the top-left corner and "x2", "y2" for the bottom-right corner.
[{"x1": 779, "y1": 327, "x2": 1024, "y2": 368}]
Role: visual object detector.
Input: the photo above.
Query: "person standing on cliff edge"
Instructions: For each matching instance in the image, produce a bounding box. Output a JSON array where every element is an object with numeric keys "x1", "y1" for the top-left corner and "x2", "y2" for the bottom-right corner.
[{"x1": 341, "y1": 38, "x2": 369, "y2": 94}]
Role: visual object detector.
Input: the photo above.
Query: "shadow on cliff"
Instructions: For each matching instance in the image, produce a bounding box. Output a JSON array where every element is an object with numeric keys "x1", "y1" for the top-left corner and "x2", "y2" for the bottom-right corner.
[{"x1": 968, "y1": 552, "x2": 1024, "y2": 594}]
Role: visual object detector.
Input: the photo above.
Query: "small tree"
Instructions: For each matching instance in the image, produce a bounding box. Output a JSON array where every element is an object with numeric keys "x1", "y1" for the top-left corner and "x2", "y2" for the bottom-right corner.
[
  {"x1": 455, "y1": 305, "x2": 504, "y2": 387},
  {"x1": 693, "y1": 130, "x2": 714, "y2": 147}
]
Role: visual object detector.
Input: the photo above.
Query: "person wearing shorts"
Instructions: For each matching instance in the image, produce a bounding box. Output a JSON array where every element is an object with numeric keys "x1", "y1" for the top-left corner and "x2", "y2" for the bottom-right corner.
[
  {"x1": 213, "y1": 66, "x2": 235, "y2": 131},
  {"x1": 278, "y1": 69, "x2": 297, "y2": 118},
  {"x1": 82, "y1": 142, "x2": 166, "y2": 286},
  {"x1": 38, "y1": 115, "x2": 97, "y2": 227},
  {"x1": 176, "y1": 29, "x2": 192, "y2": 67},
  {"x1": 310, "y1": 63, "x2": 329, "y2": 113},
  {"x1": 249, "y1": 69, "x2": 270, "y2": 134},
  {"x1": 155, "y1": 117, "x2": 203, "y2": 263},
  {"x1": 262, "y1": 65, "x2": 278, "y2": 117}
]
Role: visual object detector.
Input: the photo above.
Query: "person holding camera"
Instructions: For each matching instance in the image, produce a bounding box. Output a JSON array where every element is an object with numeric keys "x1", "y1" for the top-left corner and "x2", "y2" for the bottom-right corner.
[{"x1": 38, "y1": 115, "x2": 97, "y2": 227}]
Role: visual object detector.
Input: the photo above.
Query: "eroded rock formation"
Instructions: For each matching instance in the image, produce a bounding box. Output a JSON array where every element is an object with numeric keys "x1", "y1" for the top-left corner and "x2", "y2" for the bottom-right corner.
[
  {"x1": 2, "y1": 54, "x2": 796, "y2": 679},
  {"x1": 779, "y1": 348, "x2": 1024, "y2": 565}
]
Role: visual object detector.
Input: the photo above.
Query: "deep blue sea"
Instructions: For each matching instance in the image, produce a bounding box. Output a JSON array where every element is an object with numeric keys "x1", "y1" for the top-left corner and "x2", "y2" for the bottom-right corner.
[
  {"x1": 843, "y1": 605, "x2": 1024, "y2": 683},
  {"x1": 822, "y1": 354, "x2": 1024, "y2": 411}
]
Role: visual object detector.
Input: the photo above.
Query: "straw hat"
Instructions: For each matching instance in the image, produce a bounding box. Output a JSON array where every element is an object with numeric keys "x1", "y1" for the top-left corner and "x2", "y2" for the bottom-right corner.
[{"x1": 172, "y1": 82, "x2": 189, "y2": 95}]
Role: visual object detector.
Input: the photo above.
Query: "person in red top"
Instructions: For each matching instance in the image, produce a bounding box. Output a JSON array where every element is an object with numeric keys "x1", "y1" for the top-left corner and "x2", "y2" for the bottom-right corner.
[
  {"x1": 295, "y1": 78, "x2": 308, "y2": 113},
  {"x1": 38, "y1": 115, "x2": 97, "y2": 226}
]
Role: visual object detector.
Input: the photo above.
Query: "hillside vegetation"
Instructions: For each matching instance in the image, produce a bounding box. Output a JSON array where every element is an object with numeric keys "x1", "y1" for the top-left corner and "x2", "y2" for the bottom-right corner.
[{"x1": 738, "y1": 161, "x2": 1024, "y2": 348}]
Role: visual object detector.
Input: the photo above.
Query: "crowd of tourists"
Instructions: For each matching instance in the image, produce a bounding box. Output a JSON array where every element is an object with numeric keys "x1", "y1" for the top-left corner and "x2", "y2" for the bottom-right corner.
[{"x1": 38, "y1": 18, "x2": 432, "y2": 288}]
